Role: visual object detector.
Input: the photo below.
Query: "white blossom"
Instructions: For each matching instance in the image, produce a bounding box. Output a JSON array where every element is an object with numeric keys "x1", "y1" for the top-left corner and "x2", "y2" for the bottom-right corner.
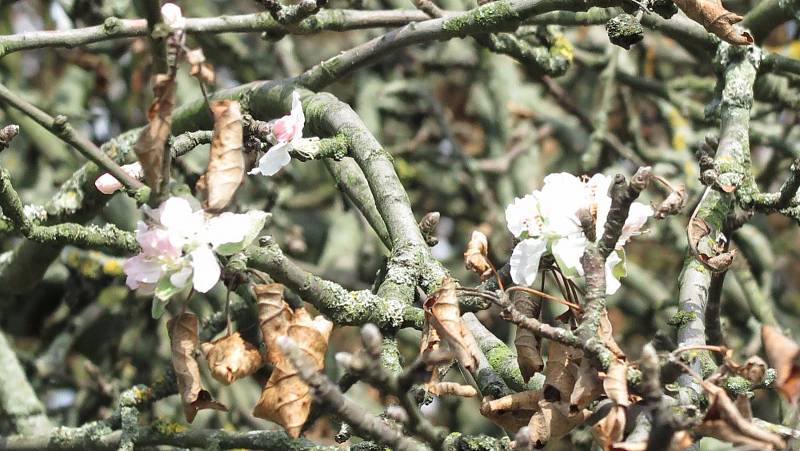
[
  {"x1": 123, "y1": 197, "x2": 267, "y2": 300},
  {"x1": 505, "y1": 172, "x2": 652, "y2": 294}
]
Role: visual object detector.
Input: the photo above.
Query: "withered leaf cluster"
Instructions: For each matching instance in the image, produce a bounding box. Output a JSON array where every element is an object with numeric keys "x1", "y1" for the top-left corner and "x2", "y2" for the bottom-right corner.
[
  {"x1": 252, "y1": 284, "x2": 333, "y2": 437},
  {"x1": 422, "y1": 278, "x2": 478, "y2": 371},
  {"x1": 168, "y1": 283, "x2": 333, "y2": 437},
  {"x1": 168, "y1": 313, "x2": 228, "y2": 423}
]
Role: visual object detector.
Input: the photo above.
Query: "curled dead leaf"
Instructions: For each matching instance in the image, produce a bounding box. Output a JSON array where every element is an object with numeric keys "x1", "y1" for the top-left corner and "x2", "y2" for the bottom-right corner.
[
  {"x1": 426, "y1": 382, "x2": 478, "y2": 397},
  {"x1": 464, "y1": 230, "x2": 492, "y2": 281},
  {"x1": 603, "y1": 360, "x2": 630, "y2": 407},
  {"x1": 570, "y1": 358, "x2": 602, "y2": 413},
  {"x1": 134, "y1": 74, "x2": 176, "y2": 196},
  {"x1": 480, "y1": 391, "x2": 542, "y2": 432},
  {"x1": 542, "y1": 340, "x2": 581, "y2": 403},
  {"x1": 253, "y1": 308, "x2": 333, "y2": 437},
  {"x1": 512, "y1": 290, "x2": 544, "y2": 382},
  {"x1": 593, "y1": 405, "x2": 626, "y2": 451},
  {"x1": 599, "y1": 310, "x2": 626, "y2": 360},
  {"x1": 672, "y1": 0, "x2": 753, "y2": 45},
  {"x1": 255, "y1": 283, "x2": 292, "y2": 366},
  {"x1": 762, "y1": 325, "x2": 800, "y2": 404},
  {"x1": 654, "y1": 184, "x2": 687, "y2": 219},
  {"x1": 186, "y1": 48, "x2": 216, "y2": 85},
  {"x1": 200, "y1": 332, "x2": 262, "y2": 385},
  {"x1": 167, "y1": 313, "x2": 228, "y2": 422},
  {"x1": 419, "y1": 211, "x2": 440, "y2": 247},
  {"x1": 735, "y1": 356, "x2": 767, "y2": 385},
  {"x1": 420, "y1": 310, "x2": 443, "y2": 383},
  {"x1": 528, "y1": 400, "x2": 590, "y2": 448},
  {"x1": 204, "y1": 100, "x2": 244, "y2": 212},
  {"x1": 695, "y1": 382, "x2": 785, "y2": 449},
  {"x1": 689, "y1": 217, "x2": 736, "y2": 272},
  {"x1": 423, "y1": 279, "x2": 477, "y2": 371}
]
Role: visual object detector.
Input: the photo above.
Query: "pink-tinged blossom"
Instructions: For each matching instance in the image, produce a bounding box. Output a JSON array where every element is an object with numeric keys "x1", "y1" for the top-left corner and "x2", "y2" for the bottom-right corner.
[
  {"x1": 505, "y1": 172, "x2": 652, "y2": 295},
  {"x1": 123, "y1": 197, "x2": 268, "y2": 300},
  {"x1": 94, "y1": 162, "x2": 144, "y2": 195},
  {"x1": 250, "y1": 91, "x2": 318, "y2": 177}
]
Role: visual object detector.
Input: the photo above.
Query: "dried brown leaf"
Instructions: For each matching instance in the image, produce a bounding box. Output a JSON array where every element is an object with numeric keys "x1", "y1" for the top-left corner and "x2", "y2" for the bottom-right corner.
[
  {"x1": 762, "y1": 325, "x2": 800, "y2": 404},
  {"x1": 672, "y1": 0, "x2": 753, "y2": 45},
  {"x1": 603, "y1": 360, "x2": 630, "y2": 407},
  {"x1": 204, "y1": 100, "x2": 244, "y2": 212},
  {"x1": 570, "y1": 358, "x2": 603, "y2": 413},
  {"x1": 200, "y1": 332, "x2": 262, "y2": 385},
  {"x1": 135, "y1": 74, "x2": 176, "y2": 194},
  {"x1": 424, "y1": 279, "x2": 477, "y2": 370},
  {"x1": 464, "y1": 230, "x2": 492, "y2": 281},
  {"x1": 512, "y1": 290, "x2": 543, "y2": 382},
  {"x1": 419, "y1": 211, "x2": 440, "y2": 247},
  {"x1": 186, "y1": 48, "x2": 216, "y2": 85},
  {"x1": 480, "y1": 391, "x2": 541, "y2": 432},
  {"x1": 695, "y1": 382, "x2": 785, "y2": 449},
  {"x1": 528, "y1": 400, "x2": 590, "y2": 448},
  {"x1": 599, "y1": 310, "x2": 626, "y2": 359},
  {"x1": 426, "y1": 382, "x2": 478, "y2": 397},
  {"x1": 255, "y1": 283, "x2": 292, "y2": 366},
  {"x1": 654, "y1": 184, "x2": 687, "y2": 219},
  {"x1": 736, "y1": 355, "x2": 767, "y2": 385},
  {"x1": 543, "y1": 340, "x2": 580, "y2": 402},
  {"x1": 253, "y1": 308, "x2": 333, "y2": 437},
  {"x1": 593, "y1": 405, "x2": 626, "y2": 451},
  {"x1": 168, "y1": 313, "x2": 228, "y2": 422},
  {"x1": 420, "y1": 314, "x2": 443, "y2": 383}
]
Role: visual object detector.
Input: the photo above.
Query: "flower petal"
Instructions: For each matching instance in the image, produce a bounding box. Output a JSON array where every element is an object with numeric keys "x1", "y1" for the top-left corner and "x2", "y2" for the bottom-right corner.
[
  {"x1": 505, "y1": 194, "x2": 541, "y2": 238},
  {"x1": 617, "y1": 202, "x2": 653, "y2": 247},
  {"x1": 123, "y1": 255, "x2": 163, "y2": 289},
  {"x1": 169, "y1": 265, "x2": 192, "y2": 288},
  {"x1": 190, "y1": 246, "x2": 220, "y2": 293},
  {"x1": 156, "y1": 197, "x2": 194, "y2": 229},
  {"x1": 510, "y1": 238, "x2": 547, "y2": 286},
  {"x1": 604, "y1": 250, "x2": 626, "y2": 295},
  {"x1": 208, "y1": 210, "x2": 268, "y2": 255},
  {"x1": 539, "y1": 173, "x2": 587, "y2": 236},
  {"x1": 249, "y1": 143, "x2": 291, "y2": 176},
  {"x1": 551, "y1": 234, "x2": 587, "y2": 277}
]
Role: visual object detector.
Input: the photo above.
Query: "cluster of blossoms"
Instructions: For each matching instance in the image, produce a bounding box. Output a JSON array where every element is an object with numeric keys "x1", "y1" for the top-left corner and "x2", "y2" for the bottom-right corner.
[
  {"x1": 249, "y1": 91, "x2": 319, "y2": 177},
  {"x1": 505, "y1": 173, "x2": 652, "y2": 295},
  {"x1": 122, "y1": 197, "x2": 267, "y2": 300}
]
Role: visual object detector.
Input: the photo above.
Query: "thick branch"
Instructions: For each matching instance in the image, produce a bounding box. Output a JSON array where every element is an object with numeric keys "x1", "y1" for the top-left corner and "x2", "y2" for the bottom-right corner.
[
  {"x1": 0, "y1": 332, "x2": 52, "y2": 435},
  {"x1": 245, "y1": 239, "x2": 423, "y2": 329},
  {"x1": 0, "y1": 168, "x2": 138, "y2": 253}
]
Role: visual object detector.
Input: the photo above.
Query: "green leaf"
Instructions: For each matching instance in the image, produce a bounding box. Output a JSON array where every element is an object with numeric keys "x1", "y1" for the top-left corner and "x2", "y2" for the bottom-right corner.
[
  {"x1": 612, "y1": 249, "x2": 627, "y2": 279},
  {"x1": 155, "y1": 277, "x2": 184, "y2": 301},
  {"x1": 151, "y1": 297, "x2": 169, "y2": 319}
]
